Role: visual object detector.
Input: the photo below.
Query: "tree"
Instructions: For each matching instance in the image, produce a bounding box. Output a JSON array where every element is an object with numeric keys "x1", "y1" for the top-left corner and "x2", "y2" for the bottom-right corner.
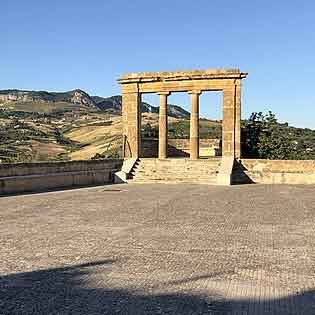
[{"x1": 242, "y1": 111, "x2": 295, "y2": 159}]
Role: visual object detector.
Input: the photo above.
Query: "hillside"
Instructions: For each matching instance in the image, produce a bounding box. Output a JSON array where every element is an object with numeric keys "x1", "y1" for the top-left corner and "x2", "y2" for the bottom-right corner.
[
  {"x1": 0, "y1": 88, "x2": 314, "y2": 162},
  {"x1": 0, "y1": 88, "x2": 198, "y2": 162},
  {"x1": 0, "y1": 89, "x2": 190, "y2": 118}
]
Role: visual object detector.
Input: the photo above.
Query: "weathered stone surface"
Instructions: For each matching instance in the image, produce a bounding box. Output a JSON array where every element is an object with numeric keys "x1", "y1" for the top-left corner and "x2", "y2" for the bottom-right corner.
[
  {"x1": 233, "y1": 159, "x2": 315, "y2": 184},
  {"x1": 1, "y1": 184, "x2": 315, "y2": 313},
  {"x1": 118, "y1": 69, "x2": 248, "y2": 83},
  {"x1": 217, "y1": 156, "x2": 234, "y2": 185},
  {"x1": 0, "y1": 159, "x2": 123, "y2": 195},
  {"x1": 189, "y1": 91, "x2": 200, "y2": 160},
  {"x1": 118, "y1": 69, "x2": 247, "y2": 159},
  {"x1": 168, "y1": 139, "x2": 221, "y2": 157},
  {"x1": 131, "y1": 158, "x2": 220, "y2": 184},
  {"x1": 158, "y1": 92, "x2": 169, "y2": 159}
]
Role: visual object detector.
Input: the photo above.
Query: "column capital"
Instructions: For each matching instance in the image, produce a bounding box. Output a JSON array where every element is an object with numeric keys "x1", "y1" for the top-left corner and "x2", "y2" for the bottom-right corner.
[
  {"x1": 157, "y1": 91, "x2": 171, "y2": 96},
  {"x1": 188, "y1": 90, "x2": 202, "y2": 95}
]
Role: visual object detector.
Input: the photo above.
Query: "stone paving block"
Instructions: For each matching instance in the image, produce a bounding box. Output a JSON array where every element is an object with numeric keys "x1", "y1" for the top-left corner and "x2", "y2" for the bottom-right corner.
[{"x1": 0, "y1": 184, "x2": 315, "y2": 314}]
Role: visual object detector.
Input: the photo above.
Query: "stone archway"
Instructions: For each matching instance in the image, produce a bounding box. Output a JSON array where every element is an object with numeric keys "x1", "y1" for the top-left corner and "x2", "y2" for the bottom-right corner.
[{"x1": 118, "y1": 69, "x2": 248, "y2": 159}]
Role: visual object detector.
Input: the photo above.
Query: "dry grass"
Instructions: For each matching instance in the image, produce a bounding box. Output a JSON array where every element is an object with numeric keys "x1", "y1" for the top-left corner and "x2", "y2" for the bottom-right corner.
[
  {"x1": 66, "y1": 113, "x2": 167, "y2": 160},
  {"x1": 30, "y1": 141, "x2": 66, "y2": 159}
]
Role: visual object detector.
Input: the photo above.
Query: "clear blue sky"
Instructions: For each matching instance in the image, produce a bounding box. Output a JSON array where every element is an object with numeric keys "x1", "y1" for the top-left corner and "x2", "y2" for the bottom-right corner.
[{"x1": 1, "y1": 0, "x2": 315, "y2": 128}]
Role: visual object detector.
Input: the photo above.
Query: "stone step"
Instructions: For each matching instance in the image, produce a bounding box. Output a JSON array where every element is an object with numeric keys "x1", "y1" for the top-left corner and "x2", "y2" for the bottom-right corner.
[
  {"x1": 137, "y1": 165, "x2": 220, "y2": 168},
  {"x1": 137, "y1": 162, "x2": 220, "y2": 167},
  {"x1": 133, "y1": 174, "x2": 218, "y2": 179},
  {"x1": 133, "y1": 178, "x2": 217, "y2": 182},
  {"x1": 136, "y1": 166, "x2": 219, "y2": 171},
  {"x1": 136, "y1": 169, "x2": 218, "y2": 174},
  {"x1": 134, "y1": 177, "x2": 216, "y2": 180},
  {"x1": 134, "y1": 172, "x2": 217, "y2": 177},
  {"x1": 136, "y1": 169, "x2": 219, "y2": 173},
  {"x1": 134, "y1": 174, "x2": 217, "y2": 178},
  {"x1": 137, "y1": 161, "x2": 220, "y2": 164},
  {"x1": 136, "y1": 166, "x2": 218, "y2": 170},
  {"x1": 129, "y1": 158, "x2": 221, "y2": 184},
  {"x1": 132, "y1": 179, "x2": 218, "y2": 184}
]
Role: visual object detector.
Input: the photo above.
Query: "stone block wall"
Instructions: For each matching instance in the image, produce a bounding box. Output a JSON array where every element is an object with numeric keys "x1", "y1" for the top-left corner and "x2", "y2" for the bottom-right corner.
[
  {"x1": 168, "y1": 139, "x2": 221, "y2": 157},
  {"x1": 0, "y1": 159, "x2": 123, "y2": 195},
  {"x1": 233, "y1": 159, "x2": 315, "y2": 184},
  {"x1": 140, "y1": 139, "x2": 221, "y2": 158}
]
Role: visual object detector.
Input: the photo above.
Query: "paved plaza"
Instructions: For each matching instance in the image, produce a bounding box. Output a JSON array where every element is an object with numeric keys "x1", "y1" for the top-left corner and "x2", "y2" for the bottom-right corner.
[{"x1": 1, "y1": 183, "x2": 315, "y2": 314}]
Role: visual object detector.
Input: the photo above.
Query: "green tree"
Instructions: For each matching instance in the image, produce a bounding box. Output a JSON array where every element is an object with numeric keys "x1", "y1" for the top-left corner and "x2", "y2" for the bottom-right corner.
[{"x1": 242, "y1": 111, "x2": 295, "y2": 159}]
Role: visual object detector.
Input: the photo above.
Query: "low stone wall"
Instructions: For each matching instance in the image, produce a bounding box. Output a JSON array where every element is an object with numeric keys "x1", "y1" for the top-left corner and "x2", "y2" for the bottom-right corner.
[
  {"x1": 168, "y1": 139, "x2": 220, "y2": 148},
  {"x1": 168, "y1": 139, "x2": 221, "y2": 157},
  {"x1": 0, "y1": 159, "x2": 123, "y2": 195},
  {"x1": 233, "y1": 159, "x2": 315, "y2": 184},
  {"x1": 141, "y1": 138, "x2": 221, "y2": 158}
]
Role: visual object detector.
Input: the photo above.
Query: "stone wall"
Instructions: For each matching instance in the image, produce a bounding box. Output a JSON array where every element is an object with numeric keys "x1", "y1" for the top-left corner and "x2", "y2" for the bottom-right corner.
[
  {"x1": 0, "y1": 159, "x2": 123, "y2": 195},
  {"x1": 141, "y1": 139, "x2": 221, "y2": 158},
  {"x1": 168, "y1": 138, "x2": 220, "y2": 148},
  {"x1": 168, "y1": 139, "x2": 221, "y2": 157},
  {"x1": 233, "y1": 159, "x2": 315, "y2": 184}
]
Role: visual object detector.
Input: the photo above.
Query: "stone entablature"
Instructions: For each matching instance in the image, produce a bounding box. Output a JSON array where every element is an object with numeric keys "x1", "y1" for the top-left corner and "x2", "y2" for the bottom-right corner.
[
  {"x1": 118, "y1": 69, "x2": 247, "y2": 83},
  {"x1": 118, "y1": 69, "x2": 248, "y2": 159}
]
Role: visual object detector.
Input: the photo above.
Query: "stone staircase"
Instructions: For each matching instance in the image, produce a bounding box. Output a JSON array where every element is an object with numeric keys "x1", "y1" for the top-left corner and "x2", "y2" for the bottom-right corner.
[{"x1": 129, "y1": 158, "x2": 221, "y2": 184}]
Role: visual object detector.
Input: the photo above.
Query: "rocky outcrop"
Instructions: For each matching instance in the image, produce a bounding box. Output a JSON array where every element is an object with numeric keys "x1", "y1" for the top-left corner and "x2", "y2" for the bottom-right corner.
[
  {"x1": 0, "y1": 90, "x2": 52, "y2": 103},
  {"x1": 69, "y1": 89, "x2": 96, "y2": 107},
  {"x1": 0, "y1": 89, "x2": 97, "y2": 108}
]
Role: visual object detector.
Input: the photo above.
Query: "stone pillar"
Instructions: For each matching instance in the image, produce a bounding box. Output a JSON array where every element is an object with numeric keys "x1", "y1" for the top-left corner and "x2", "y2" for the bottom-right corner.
[
  {"x1": 189, "y1": 91, "x2": 201, "y2": 160},
  {"x1": 222, "y1": 80, "x2": 241, "y2": 158},
  {"x1": 122, "y1": 86, "x2": 141, "y2": 158},
  {"x1": 234, "y1": 80, "x2": 241, "y2": 158},
  {"x1": 158, "y1": 92, "x2": 169, "y2": 159}
]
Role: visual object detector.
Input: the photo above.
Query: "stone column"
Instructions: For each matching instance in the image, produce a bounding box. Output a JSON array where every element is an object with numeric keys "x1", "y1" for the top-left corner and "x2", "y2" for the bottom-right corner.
[
  {"x1": 234, "y1": 80, "x2": 241, "y2": 158},
  {"x1": 158, "y1": 92, "x2": 170, "y2": 159},
  {"x1": 121, "y1": 85, "x2": 141, "y2": 158},
  {"x1": 222, "y1": 81, "x2": 241, "y2": 158},
  {"x1": 189, "y1": 91, "x2": 201, "y2": 160}
]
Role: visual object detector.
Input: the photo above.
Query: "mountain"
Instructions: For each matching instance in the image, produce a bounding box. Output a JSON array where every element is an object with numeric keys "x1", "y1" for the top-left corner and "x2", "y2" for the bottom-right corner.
[
  {"x1": 92, "y1": 95, "x2": 159, "y2": 115},
  {"x1": 0, "y1": 89, "x2": 190, "y2": 119},
  {"x1": 92, "y1": 95, "x2": 190, "y2": 119},
  {"x1": 1, "y1": 88, "x2": 314, "y2": 163},
  {"x1": 0, "y1": 88, "x2": 191, "y2": 162},
  {"x1": 0, "y1": 89, "x2": 97, "y2": 108}
]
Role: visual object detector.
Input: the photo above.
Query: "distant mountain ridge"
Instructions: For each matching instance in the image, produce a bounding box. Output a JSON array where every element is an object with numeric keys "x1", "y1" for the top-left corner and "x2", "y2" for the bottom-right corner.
[
  {"x1": 0, "y1": 89, "x2": 96, "y2": 107},
  {"x1": 0, "y1": 89, "x2": 190, "y2": 119}
]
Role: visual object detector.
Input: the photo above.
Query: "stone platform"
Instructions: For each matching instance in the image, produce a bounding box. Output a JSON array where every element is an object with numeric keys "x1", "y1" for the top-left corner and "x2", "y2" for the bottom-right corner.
[
  {"x1": 1, "y1": 184, "x2": 315, "y2": 314},
  {"x1": 130, "y1": 158, "x2": 221, "y2": 184}
]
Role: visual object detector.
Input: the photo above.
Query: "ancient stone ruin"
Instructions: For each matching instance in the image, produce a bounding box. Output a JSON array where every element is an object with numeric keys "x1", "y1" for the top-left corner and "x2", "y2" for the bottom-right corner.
[{"x1": 118, "y1": 69, "x2": 248, "y2": 159}]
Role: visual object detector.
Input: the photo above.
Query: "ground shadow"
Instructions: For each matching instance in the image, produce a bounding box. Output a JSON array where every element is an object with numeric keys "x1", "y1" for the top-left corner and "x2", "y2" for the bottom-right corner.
[
  {"x1": 1, "y1": 259, "x2": 315, "y2": 314},
  {"x1": 232, "y1": 160, "x2": 255, "y2": 184}
]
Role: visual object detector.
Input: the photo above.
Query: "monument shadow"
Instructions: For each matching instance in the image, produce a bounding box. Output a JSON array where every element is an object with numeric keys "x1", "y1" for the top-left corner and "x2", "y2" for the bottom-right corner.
[{"x1": 1, "y1": 259, "x2": 315, "y2": 314}]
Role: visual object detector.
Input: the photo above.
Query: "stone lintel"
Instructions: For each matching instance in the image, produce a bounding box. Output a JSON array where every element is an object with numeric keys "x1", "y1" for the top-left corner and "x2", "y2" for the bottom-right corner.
[
  {"x1": 157, "y1": 91, "x2": 171, "y2": 96},
  {"x1": 118, "y1": 69, "x2": 248, "y2": 84},
  {"x1": 188, "y1": 90, "x2": 202, "y2": 95}
]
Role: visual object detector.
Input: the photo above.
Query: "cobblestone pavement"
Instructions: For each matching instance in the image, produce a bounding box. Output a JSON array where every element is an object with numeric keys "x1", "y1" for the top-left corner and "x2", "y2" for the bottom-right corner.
[{"x1": 1, "y1": 184, "x2": 315, "y2": 314}]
